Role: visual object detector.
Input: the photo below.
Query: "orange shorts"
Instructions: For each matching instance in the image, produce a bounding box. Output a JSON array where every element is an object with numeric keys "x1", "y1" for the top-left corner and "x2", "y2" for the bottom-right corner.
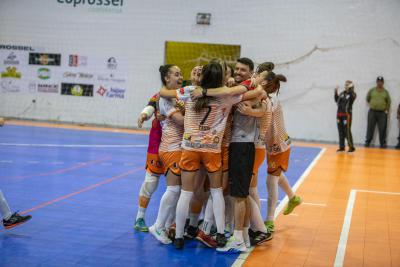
[
  {"x1": 253, "y1": 148, "x2": 266, "y2": 175},
  {"x1": 221, "y1": 146, "x2": 229, "y2": 172},
  {"x1": 145, "y1": 152, "x2": 164, "y2": 175},
  {"x1": 180, "y1": 149, "x2": 221, "y2": 173},
  {"x1": 267, "y1": 148, "x2": 291, "y2": 175},
  {"x1": 159, "y1": 151, "x2": 182, "y2": 176}
]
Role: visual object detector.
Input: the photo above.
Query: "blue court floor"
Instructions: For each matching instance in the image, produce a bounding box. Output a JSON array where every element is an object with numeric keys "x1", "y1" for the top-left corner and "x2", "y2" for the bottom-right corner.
[{"x1": 0, "y1": 124, "x2": 321, "y2": 267}]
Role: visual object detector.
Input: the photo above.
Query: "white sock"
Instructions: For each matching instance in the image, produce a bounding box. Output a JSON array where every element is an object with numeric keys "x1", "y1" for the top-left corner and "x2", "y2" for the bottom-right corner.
[
  {"x1": 175, "y1": 190, "x2": 193, "y2": 238},
  {"x1": 243, "y1": 226, "x2": 250, "y2": 246},
  {"x1": 234, "y1": 230, "x2": 244, "y2": 243},
  {"x1": 210, "y1": 187, "x2": 225, "y2": 234},
  {"x1": 0, "y1": 190, "x2": 12, "y2": 220},
  {"x1": 155, "y1": 185, "x2": 180, "y2": 230},
  {"x1": 136, "y1": 207, "x2": 146, "y2": 220},
  {"x1": 278, "y1": 173, "x2": 295, "y2": 199},
  {"x1": 224, "y1": 195, "x2": 234, "y2": 232},
  {"x1": 267, "y1": 175, "x2": 279, "y2": 221},
  {"x1": 165, "y1": 207, "x2": 176, "y2": 229},
  {"x1": 249, "y1": 196, "x2": 268, "y2": 233},
  {"x1": 202, "y1": 196, "x2": 214, "y2": 234}
]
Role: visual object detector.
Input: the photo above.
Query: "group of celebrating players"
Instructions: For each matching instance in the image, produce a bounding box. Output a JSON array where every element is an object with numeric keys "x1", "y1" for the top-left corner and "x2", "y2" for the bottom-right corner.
[{"x1": 133, "y1": 57, "x2": 302, "y2": 253}]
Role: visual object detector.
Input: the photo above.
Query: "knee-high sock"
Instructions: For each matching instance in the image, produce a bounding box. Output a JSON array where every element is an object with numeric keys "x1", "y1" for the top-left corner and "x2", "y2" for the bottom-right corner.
[
  {"x1": 224, "y1": 195, "x2": 234, "y2": 232},
  {"x1": 249, "y1": 187, "x2": 261, "y2": 209},
  {"x1": 210, "y1": 187, "x2": 225, "y2": 234},
  {"x1": 175, "y1": 190, "x2": 193, "y2": 238},
  {"x1": 155, "y1": 185, "x2": 180, "y2": 230},
  {"x1": 202, "y1": 196, "x2": 215, "y2": 234},
  {"x1": 267, "y1": 175, "x2": 279, "y2": 221},
  {"x1": 278, "y1": 173, "x2": 295, "y2": 199},
  {"x1": 0, "y1": 190, "x2": 12, "y2": 220},
  {"x1": 249, "y1": 196, "x2": 268, "y2": 232}
]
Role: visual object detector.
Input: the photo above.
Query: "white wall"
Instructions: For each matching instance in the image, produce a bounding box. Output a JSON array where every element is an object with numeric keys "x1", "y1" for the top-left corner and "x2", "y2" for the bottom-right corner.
[{"x1": 0, "y1": 0, "x2": 399, "y2": 145}]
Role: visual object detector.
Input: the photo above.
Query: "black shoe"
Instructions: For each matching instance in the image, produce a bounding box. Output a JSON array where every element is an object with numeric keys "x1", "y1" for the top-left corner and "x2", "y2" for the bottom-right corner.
[
  {"x1": 364, "y1": 143, "x2": 370, "y2": 147},
  {"x1": 3, "y1": 212, "x2": 32, "y2": 229},
  {"x1": 396, "y1": 143, "x2": 400, "y2": 150},
  {"x1": 248, "y1": 228, "x2": 257, "y2": 239},
  {"x1": 184, "y1": 225, "x2": 198, "y2": 239},
  {"x1": 174, "y1": 238, "x2": 184, "y2": 249},
  {"x1": 348, "y1": 147, "x2": 356, "y2": 153},
  {"x1": 216, "y1": 233, "x2": 227, "y2": 247},
  {"x1": 380, "y1": 144, "x2": 387, "y2": 149},
  {"x1": 250, "y1": 231, "x2": 273, "y2": 246},
  {"x1": 336, "y1": 148, "x2": 345, "y2": 153}
]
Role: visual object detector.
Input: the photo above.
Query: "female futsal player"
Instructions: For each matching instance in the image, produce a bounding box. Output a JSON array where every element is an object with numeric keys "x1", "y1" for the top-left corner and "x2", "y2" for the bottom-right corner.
[
  {"x1": 149, "y1": 65, "x2": 185, "y2": 244},
  {"x1": 263, "y1": 72, "x2": 302, "y2": 233}
]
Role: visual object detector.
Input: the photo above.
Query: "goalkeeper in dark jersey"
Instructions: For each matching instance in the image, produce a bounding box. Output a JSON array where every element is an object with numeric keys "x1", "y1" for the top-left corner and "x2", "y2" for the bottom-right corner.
[{"x1": 334, "y1": 80, "x2": 357, "y2": 153}]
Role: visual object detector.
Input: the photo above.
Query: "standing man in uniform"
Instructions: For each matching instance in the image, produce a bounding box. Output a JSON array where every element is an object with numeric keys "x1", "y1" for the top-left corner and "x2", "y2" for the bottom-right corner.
[{"x1": 365, "y1": 76, "x2": 391, "y2": 148}]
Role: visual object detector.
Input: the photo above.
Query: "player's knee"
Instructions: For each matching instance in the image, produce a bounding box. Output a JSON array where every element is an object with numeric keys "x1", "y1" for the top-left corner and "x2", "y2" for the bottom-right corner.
[{"x1": 140, "y1": 172, "x2": 160, "y2": 198}]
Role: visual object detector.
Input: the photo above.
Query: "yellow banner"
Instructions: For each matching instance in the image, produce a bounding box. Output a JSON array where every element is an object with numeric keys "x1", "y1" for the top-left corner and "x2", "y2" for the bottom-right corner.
[{"x1": 165, "y1": 41, "x2": 241, "y2": 82}]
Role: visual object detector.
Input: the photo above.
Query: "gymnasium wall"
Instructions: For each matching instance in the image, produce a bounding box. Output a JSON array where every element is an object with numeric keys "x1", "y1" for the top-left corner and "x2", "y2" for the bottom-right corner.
[{"x1": 1, "y1": 0, "x2": 400, "y2": 146}]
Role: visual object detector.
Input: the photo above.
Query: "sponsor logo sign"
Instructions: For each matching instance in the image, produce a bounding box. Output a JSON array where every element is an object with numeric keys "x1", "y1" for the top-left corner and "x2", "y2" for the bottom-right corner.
[
  {"x1": 38, "y1": 68, "x2": 51, "y2": 80},
  {"x1": 56, "y1": 0, "x2": 123, "y2": 8},
  {"x1": 97, "y1": 73, "x2": 125, "y2": 83},
  {"x1": 69, "y1": 55, "x2": 87, "y2": 67},
  {"x1": 0, "y1": 44, "x2": 34, "y2": 51},
  {"x1": 1, "y1": 79, "x2": 20, "y2": 93},
  {"x1": 61, "y1": 83, "x2": 93, "y2": 97},
  {"x1": 96, "y1": 86, "x2": 125, "y2": 99},
  {"x1": 37, "y1": 83, "x2": 59, "y2": 93},
  {"x1": 63, "y1": 72, "x2": 93, "y2": 79},
  {"x1": 29, "y1": 53, "x2": 61, "y2": 66},
  {"x1": 56, "y1": 0, "x2": 124, "y2": 13},
  {"x1": 0, "y1": 67, "x2": 21, "y2": 78},
  {"x1": 3, "y1": 52, "x2": 19, "y2": 65}
]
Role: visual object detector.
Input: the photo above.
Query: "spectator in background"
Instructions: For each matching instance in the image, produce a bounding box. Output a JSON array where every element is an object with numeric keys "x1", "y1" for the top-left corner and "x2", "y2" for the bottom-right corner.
[
  {"x1": 335, "y1": 80, "x2": 356, "y2": 153},
  {"x1": 397, "y1": 103, "x2": 400, "y2": 149},
  {"x1": 365, "y1": 76, "x2": 391, "y2": 148}
]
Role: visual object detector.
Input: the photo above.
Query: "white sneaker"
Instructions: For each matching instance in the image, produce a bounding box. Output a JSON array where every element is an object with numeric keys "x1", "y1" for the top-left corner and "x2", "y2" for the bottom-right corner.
[
  {"x1": 216, "y1": 236, "x2": 247, "y2": 254},
  {"x1": 149, "y1": 225, "x2": 172, "y2": 244}
]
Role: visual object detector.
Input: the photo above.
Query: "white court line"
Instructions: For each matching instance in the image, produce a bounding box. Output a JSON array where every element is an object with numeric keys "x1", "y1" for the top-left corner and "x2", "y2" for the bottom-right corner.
[
  {"x1": 0, "y1": 143, "x2": 147, "y2": 148},
  {"x1": 302, "y1": 202, "x2": 327, "y2": 207},
  {"x1": 334, "y1": 189, "x2": 400, "y2": 267},
  {"x1": 232, "y1": 147, "x2": 327, "y2": 267}
]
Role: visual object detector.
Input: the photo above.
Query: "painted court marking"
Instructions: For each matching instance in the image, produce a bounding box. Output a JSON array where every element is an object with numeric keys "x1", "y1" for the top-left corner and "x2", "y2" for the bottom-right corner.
[
  {"x1": 2, "y1": 156, "x2": 111, "y2": 180},
  {"x1": 20, "y1": 167, "x2": 143, "y2": 214},
  {"x1": 334, "y1": 189, "x2": 400, "y2": 267},
  {"x1": 232, "y1": 147, "x2": 327, "y2": 267},
  {"x1": 0, "y1": 143, "x2": 147, "y2": 148}
]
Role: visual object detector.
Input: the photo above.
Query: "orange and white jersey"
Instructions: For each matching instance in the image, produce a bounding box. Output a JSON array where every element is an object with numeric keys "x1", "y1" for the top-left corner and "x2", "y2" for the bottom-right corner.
[
  {"x1": 266, "y1": 97, "x2": 291, "y2": 155},
  {"x1": 221, "y1": 112, "x2": 233, "y2": 148},
  {"x1": 176, "y1": 86, "x2": 242, "y2": 153},
  {"x1": 158, "y1": 97, "x2": 184, "y2": 152},
  {"x1": 255, "y1": 99, "x2": 272, "y2": 148}
]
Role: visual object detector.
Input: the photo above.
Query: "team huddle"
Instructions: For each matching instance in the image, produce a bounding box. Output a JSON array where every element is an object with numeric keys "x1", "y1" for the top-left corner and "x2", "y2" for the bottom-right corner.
[{"x1": 134, "y1": 58, "x2": 302, "y2": 253}]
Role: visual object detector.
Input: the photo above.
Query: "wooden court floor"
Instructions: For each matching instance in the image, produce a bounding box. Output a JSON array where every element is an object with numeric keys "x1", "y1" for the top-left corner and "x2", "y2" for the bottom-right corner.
[{"x1": 245, "y1": 143, "x2": 400, "y2": 267}]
